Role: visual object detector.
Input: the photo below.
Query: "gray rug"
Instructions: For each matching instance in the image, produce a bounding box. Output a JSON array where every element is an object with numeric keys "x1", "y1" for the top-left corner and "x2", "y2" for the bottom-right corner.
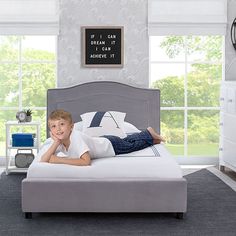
[{"x1": 0, "y1": 169, "x2": 236, "y2": 236}]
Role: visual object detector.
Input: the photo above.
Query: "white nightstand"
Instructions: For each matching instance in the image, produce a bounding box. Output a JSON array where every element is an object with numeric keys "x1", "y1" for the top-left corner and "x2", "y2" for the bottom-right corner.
[{"x1": 5, "y1": 121, "x2": 41, "y2": 174}]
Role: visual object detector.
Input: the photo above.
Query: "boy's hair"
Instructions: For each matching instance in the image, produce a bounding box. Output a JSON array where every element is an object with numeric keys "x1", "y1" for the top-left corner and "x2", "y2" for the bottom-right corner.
[{"x1": 48, "y1": 109, "x2": 73, "y2": 125}]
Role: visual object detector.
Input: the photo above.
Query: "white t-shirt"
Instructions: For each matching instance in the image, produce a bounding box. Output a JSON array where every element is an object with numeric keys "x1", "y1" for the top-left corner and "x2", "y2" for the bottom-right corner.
[{"x1": 37, "y1": 129, "x2": 115, "y2": 160}]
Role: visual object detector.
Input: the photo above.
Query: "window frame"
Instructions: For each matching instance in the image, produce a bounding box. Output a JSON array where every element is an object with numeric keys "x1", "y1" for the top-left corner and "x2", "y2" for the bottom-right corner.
[
  {"x1": 0, "y1": 35, "x2": 57, "y2": 158},
  {"x1": 149, "y1": 35, "x2": 225, "y2": 163}
]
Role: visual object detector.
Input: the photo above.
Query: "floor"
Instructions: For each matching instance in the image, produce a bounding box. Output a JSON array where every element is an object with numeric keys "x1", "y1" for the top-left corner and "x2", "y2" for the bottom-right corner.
[
  {"x1": 182, "y1": 165, "x2": 236, "y2": 192},
  {"x1": 1, "y1": 165, "x2": 236, "y2": 192}
]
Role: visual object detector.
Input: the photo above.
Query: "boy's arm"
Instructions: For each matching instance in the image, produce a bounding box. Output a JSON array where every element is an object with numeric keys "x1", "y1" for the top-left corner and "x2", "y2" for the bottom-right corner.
[
  {"x1": 49, "y1": 151, "x2": 91, "y2": 166},
  {"x1": 40, "y1": 140, "x2": 61, "y2": 163}
]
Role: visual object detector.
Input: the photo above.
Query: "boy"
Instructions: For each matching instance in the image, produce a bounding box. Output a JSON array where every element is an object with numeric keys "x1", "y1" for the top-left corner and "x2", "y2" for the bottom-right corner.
[{"x1": 40, "y1": 109, "x2": 165, "y2": 166}]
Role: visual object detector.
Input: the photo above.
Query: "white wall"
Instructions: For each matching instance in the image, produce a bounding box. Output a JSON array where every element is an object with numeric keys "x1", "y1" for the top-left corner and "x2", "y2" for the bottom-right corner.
[
  {"x1": 58, "y1": 0, "x2": 236, "y2": 87},
  {"x1": 58, "y1": 0, "x2": 149, "y2": 88}
]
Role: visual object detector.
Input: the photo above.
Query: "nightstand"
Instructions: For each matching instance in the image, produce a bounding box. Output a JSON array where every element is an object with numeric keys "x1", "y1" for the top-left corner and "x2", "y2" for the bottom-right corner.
[{"x1": 5, "y1": 121, "x2": 41, "y2": 174}]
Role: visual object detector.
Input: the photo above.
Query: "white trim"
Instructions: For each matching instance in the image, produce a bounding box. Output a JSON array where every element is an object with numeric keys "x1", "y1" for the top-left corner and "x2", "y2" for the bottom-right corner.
[
  {"x1": 0, "y1": 107, "x2": 47, "y2": 110},
  {"x1": 184, "y1": 37, "x2": 188, "y2": 157},
  {"x1": 150, "y1": 60, "x2": 222, "y2": 65},
  {"x1": 0, "y1": 60, "x2": 56, "y2": 63},
  {"x1": 177, "y1": 156, "x2": 218, "y2": 165},
  {"x1": 0, "y1": 23, "x2": 59, "y2": 35},
  {"x1": 208, "y1": 166, "x2": 236, "y2": 192},
  {"x1": 148, "y1": 23, "x2": 227, "y2": 36},
  {"x1": 19, "y1": 38, "x2": 22, "y2": 111},
  {"x1": 161, "y1": 107, "x2": 220, "y2": 110},
  {"x1": 222, "y1": 37, "x2": 226, "y2": 81}
]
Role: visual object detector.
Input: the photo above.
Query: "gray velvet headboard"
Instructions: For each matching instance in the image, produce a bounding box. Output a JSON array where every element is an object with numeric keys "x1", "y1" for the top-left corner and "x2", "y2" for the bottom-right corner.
[{"x1": 47, "y1": 81, "x2": 160, "y2": 134}]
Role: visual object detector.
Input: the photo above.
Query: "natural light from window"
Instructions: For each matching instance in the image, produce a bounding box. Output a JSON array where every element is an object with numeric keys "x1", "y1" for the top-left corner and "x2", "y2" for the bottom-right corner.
[
  {"x1": 149, "y1": 36, "x2": 223, "y2": 158},
  {"x1": 0, "y1": 36, "x2": 57, "y2": 157}
]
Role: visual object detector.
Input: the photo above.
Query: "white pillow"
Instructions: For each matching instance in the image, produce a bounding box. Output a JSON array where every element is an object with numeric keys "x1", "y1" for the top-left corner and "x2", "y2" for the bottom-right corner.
[
  {"x1": 124, "y1": 122, "x2": 140, "y2": 134},
  {"x1": 73, "y1": 121, "x2": 83, "y2": 131},
  {"x1": 74, "y1": 120, "x2": 140, "y2": 135},
  {"x1": 80, "y1": 111, "x2": 126, "y2": 138}
]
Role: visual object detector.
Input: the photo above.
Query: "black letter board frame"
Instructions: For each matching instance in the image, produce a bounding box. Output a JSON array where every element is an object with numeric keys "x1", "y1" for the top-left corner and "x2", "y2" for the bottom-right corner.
[{"x1": 82, "y1": 26, "x2": 124, "y2": 67}]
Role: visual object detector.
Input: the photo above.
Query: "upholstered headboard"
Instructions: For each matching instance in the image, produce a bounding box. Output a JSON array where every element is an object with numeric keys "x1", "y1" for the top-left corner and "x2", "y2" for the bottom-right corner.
[{"x1": 47, "y1": 81, "x2": 160, "y2": 134}]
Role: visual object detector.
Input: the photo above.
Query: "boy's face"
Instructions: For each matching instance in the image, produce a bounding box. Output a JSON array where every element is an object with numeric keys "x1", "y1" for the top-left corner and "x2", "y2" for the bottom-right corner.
[{"x1": 49, "y1": 118, "x2": 73, "y2": 141}]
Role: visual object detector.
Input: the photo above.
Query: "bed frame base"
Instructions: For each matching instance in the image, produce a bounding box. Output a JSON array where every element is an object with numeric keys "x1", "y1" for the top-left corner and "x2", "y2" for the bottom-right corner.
[{"x1": 22, "y1": 178, "x2": 187, "y2": 218}]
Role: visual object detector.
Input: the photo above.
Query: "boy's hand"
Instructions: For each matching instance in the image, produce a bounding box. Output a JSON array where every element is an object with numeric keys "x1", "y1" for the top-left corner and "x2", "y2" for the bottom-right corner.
[{"x1": 50, "y1": 131, "x2": 61, "y2": 144}]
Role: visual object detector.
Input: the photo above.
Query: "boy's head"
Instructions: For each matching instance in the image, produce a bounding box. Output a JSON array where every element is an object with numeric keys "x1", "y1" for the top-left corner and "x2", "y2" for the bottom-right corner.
[
  {"x1": 48, "y1": 109, "x2": 74, "y2": 141},
  {"x1": 48, "y1": 109, "x2": 73, "y2": 125}
]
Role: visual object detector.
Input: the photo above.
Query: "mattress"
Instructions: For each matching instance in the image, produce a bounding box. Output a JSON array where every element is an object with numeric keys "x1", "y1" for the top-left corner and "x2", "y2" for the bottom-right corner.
[{"x1": 27, "y1": 144, "x2": 183, "y2": 179}]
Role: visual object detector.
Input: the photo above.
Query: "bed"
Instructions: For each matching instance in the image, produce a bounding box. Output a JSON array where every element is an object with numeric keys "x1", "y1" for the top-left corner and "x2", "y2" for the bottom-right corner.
[{"x1": 21, "y1": 81, "x2": 187, "y2": 219}]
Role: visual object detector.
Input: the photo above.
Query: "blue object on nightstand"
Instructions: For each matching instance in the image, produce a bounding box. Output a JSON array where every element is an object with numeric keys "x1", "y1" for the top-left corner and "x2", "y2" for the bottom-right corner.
[{"x1": 12, "y1": 133, "x2": 34, "y2": 147}]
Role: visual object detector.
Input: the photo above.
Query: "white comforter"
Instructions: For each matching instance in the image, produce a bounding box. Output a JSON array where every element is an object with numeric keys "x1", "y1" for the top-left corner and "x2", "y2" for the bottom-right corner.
[{"x1": 27, "y1": 144, "x2": 183, "y2": 179}]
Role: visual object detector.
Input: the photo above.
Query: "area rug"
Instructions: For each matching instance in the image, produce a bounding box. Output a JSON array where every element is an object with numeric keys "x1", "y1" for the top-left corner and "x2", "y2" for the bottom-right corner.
[{"x1": 0, "y1": 169, "x2": 236, "y2": 236}]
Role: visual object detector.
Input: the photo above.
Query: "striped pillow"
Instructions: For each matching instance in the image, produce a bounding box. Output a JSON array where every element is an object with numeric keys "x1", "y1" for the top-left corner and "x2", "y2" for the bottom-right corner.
[{"x1": 80, "y1": 111, "x2": 126, "y2": 138}]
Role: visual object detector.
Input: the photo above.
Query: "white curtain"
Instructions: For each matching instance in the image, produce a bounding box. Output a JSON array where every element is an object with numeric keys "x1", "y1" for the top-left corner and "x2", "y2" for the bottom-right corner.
[
  {"x1": 0, "y1": 0, "x2": 59, "y2": 35},
  {"x1": 148, "y1": 0, "x2": 227, "y2": 35}
]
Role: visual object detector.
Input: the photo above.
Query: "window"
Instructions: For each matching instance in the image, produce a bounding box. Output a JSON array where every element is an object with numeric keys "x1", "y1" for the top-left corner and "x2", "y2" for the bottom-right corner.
[
  {"x1": 0, "y1": 36, "x2": 56, "y2": 157},
  {"x1": 150, "y1": 36, "x2": 223, "y2": 158}
]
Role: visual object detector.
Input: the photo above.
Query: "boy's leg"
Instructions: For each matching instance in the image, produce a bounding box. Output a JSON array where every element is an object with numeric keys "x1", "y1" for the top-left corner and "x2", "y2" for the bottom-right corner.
[
  {"x1": 104, "y1": 130, "x2": 154, "y2": 155},
  {"x1": 123, "y1": 129, "x2": 153, "y2": 143}
]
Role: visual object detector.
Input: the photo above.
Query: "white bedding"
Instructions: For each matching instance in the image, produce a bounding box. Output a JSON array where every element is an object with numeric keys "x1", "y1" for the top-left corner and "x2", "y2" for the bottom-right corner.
[{"x1": 27, "y1": 144, "x2": 183, "y2": 179}]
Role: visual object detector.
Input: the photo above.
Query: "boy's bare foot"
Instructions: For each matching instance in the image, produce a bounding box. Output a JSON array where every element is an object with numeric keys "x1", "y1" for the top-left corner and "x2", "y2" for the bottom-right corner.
[{"x1": 147, "y1": 127, "x2": 165, "y2": 144}]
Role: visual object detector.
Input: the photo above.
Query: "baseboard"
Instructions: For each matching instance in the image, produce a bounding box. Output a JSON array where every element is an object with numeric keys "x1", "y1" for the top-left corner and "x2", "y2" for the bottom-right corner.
[{"x1": 176, "y1": 156, "x2": 219, "y2": 165}]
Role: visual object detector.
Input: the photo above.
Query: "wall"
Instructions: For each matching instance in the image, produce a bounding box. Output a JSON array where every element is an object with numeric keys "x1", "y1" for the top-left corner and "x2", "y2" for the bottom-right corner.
[
  {"x1": 58, "y1": 0, "x2": 149, "y2": 88},
  {"x1": 226, "y1": 0, "x2": 236, "y2": 81},
  {"x1": 58, "y1": 0, "x2": 236, "y2": 87}
]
